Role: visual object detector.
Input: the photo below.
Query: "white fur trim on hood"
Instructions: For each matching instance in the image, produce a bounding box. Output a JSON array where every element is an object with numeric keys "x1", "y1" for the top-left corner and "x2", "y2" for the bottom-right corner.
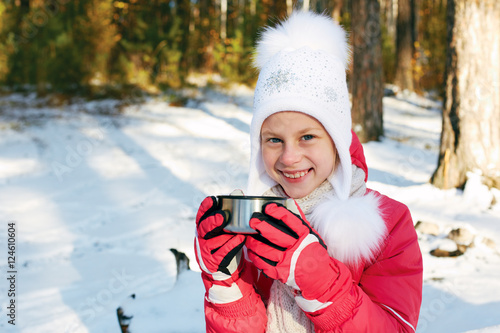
[{"x1": 308, "y1": 191, "x2": 387, "y2": 267}]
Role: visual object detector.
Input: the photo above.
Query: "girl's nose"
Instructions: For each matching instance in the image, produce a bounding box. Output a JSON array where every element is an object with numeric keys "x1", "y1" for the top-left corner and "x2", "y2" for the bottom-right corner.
[{"x1": 279, "y1": 143, "x2": 301, "y2": 166}]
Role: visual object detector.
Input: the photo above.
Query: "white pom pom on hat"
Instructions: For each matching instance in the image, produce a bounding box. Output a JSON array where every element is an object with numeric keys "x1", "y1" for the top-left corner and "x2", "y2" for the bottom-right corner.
[
  {"x1": 247, "y1": 10, "x2": 353, "y2": 200},
  {"x1": 253, "y1": 11, "x2": 351, "y2": 71}
]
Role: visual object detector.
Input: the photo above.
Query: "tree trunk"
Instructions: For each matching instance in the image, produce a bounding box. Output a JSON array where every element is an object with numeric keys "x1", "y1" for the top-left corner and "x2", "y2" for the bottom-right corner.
[
  {"x1": 310, "y1": 0, "x2": 318, "y2": 11},
  {"x1": 332, "y1": 0, "x2": 344, "y2": 22},
  {"x1": 176, "y1": 0, "x2": 191, "y2": 80},
  {"x1": 250, "y1": 0, "x2": 256, "y2": 16},
  {"x1": 382, "y1": 0, "x2": 396, "y2": 42},
  {"x1": 350, "y1": 0, "x2": 385, "y2": 142},
  {"x1": 221, "y1": 0, "x2": 227, "y2": 39},
  {"x1": 394, "y1": 0, "x2": 415, "y2": 91},
  {"x1": 303, "y1": 0, "x2": 310, "y2": 11},
  {"x1": 287, "y1": 0, "x2": 293, "y2": 16},
  {"x1": 431, "y1": 0, "x2": 500, "y2": 190}
]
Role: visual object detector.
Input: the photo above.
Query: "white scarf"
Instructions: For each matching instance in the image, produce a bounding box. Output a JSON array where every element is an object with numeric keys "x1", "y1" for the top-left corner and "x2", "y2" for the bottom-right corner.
[{"x1": 262, "y1": 165, "x2": 369, "y2": 333}]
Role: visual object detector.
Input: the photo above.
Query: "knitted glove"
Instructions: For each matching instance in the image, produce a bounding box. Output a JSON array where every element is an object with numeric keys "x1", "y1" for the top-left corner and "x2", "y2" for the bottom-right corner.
[
  {"x1": 245, "y1": 201, "x2": 340, "y2": 312},
  {"x1": 194, "y1": 196, "x2": 252, "y2": 304}
]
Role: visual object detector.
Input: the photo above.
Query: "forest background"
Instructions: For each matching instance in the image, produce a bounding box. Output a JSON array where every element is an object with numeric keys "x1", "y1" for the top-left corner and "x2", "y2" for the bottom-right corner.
[
  {"x1": 1, "y1": 1, "x2": 500, "y2": 331},
  {"x1": 0, "y1": 0, "x2": 445, "y2": 98},
  {"x1": 1, "y1": 0, "x2": 499, "y2": 190}
]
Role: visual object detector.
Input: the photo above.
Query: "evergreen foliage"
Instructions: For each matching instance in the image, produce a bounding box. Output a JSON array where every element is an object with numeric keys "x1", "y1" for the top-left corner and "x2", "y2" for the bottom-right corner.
[{"x1": 0, "y1": 0, "x2": 448, "y2": 97}]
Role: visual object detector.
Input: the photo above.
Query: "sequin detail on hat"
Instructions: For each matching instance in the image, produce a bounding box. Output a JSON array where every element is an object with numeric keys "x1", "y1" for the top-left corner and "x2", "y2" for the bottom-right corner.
[
  {"x1": 324, "y1": 86, "x2": 339, "y2": 105},
  {"x1": 263, "y1": 68, "x2": 297, "y2": 95}
]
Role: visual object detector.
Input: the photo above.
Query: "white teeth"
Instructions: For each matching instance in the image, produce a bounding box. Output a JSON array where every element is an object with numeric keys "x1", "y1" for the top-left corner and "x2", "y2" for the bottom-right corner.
[{"x1": 283, "y1": 170, "x2": 309, "y2": 179}]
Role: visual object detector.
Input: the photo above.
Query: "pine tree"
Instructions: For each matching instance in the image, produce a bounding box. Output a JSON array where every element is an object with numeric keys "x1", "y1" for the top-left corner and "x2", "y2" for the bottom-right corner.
[
  {"x1": 394, "y1": 0, "x2": 415, "y2": 91},
  {"x1": 350, "y1": 0, "x2": 385, "y2": 142},
  {"x1": 431, "y1": 0, "x2": 500, "y2": 189}
]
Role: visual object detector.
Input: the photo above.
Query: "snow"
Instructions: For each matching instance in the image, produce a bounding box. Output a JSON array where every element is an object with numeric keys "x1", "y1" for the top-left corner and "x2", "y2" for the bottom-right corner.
[{"x1": 0, "y1": 87, "x2": 499, "y2": 332}]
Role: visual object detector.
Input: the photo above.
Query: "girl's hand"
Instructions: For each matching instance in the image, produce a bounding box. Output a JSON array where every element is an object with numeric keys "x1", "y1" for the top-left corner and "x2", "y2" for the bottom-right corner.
[
  {"x1": 195, "y1": 196, "x2": 245, "y2": 276},
  {"x1": 195, "y1": 196, "x2": 251, "y2": 304},
  {"x1": 245, "y1": 202, "x2": 340, "y2": 310}
]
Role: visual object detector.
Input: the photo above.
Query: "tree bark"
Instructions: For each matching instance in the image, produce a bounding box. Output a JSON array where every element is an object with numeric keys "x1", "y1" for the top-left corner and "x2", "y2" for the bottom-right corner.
[
  {"x1": 287, "y1": 0, "x2": 294, "y2": 16},
  {"x1": 303, "y1": 0, "x2": 310, "y2": 11},
  {"x1": 350, "y1": 0, "x2": 385, "y2": 142},
  {"x1": 174, "y1": 0, "x2": 191, "y2": 82},
  {"x1": 394, "y1": 0, "x2": 415, "y2": 91},
  {"x1": 221, "y1": 0, "x2": 227, "y2": 39},
  {"x1": 332, "y1": 0, "x2": 344, "y2": 22},
  {"x1": 431, "y1": 0, "x2": 500, "y2": 190},
  {"x1": 382, "y1": 0, "x2": 396, "y2": 42}
]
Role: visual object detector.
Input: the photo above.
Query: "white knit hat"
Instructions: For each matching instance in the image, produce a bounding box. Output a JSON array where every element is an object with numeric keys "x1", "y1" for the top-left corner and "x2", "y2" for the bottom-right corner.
[{"x1": 247, "y1": 11, "x2": 353, "y2": 200}]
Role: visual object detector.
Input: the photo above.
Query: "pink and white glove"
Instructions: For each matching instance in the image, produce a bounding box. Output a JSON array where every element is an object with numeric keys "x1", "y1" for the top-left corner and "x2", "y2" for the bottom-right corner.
[
  {"x1": 194, "y1": 196, "x2": 253, "y2": 304},
  {"x1": 245, "y1": 201, "x2": 340, "y2": 312}
]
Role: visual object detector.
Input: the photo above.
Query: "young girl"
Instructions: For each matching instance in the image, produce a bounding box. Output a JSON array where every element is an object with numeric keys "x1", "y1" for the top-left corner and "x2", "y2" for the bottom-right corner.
[{"x1": 195, "y1": 11, "x2": 422, "y2": 332}]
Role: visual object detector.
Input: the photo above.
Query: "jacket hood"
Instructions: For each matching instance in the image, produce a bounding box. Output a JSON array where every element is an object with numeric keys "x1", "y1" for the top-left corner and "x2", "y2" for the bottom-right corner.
[{"x1": 349, "y1": 130, "x2": 368, "y2": 183}]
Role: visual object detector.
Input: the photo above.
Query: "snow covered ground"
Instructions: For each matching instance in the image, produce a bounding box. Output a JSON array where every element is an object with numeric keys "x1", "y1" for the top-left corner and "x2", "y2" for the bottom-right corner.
[{"x1": 0, "y1": 86, "x2": 499, "y2": 333}]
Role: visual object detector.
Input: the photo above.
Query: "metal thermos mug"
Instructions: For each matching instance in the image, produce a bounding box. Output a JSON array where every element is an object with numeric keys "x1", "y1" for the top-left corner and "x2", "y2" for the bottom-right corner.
[{"x1": 217, "y1": 195, "x2": 291, "y2": 234}]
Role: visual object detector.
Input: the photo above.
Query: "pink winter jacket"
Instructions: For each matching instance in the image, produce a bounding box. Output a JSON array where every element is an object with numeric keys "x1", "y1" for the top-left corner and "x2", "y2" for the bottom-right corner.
[{"x1": 203, "y1": 132, "x2": 423, "y2": 332}]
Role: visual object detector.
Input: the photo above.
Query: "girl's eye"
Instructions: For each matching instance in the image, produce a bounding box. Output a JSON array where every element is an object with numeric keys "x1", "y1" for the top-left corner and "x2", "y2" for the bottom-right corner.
[
  {"x1": 302, "y1": 135, "x2": 314, "y2": 141},
  {"x1": 268, "y1": 138, "x2": 282, "y2": 143}
]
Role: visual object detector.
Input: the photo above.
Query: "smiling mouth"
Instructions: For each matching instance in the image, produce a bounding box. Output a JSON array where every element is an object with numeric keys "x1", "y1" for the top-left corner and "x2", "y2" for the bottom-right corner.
[{"x1": 282, "y1": 169, "x2": 310, "y2": 179}]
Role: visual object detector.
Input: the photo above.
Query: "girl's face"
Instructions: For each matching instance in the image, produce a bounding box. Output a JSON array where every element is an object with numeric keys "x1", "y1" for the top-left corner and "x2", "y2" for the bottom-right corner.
[{"x1": 261, "y1": 111, "x2": 337, "y2": 199}]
